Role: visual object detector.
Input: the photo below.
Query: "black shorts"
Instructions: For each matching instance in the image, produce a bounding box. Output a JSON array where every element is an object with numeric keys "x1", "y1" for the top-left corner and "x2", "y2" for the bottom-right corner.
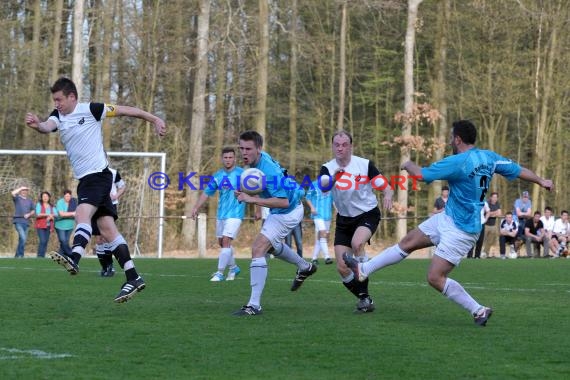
[
  {"x1": 77, "y1": 168, "x2": 117, "y2": 235},
  {"x1": 334, "y1": 207, "x2": 381, "y2": 248}
]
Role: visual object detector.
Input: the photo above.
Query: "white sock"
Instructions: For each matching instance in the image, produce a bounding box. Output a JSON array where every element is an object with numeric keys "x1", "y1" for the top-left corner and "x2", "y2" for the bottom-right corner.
[
  {"x1": 248, "y1": 257, "x2": 268, "y2": 309},
  {"x1": 362, "y1": 244, "x2": 408, "y2": 277},
  {"x1": 274, "y1": 243, "x2": 310, "y2": 271},
  {"x1": 442, "y1": 278, "x2": 481, "y2": 315},
  {"x1": 319, "y1": 237, "x2": 330, "y2": 259},
  {"x1": 229, "y1": 246, "x2": 237, "y2": 269},
  {"x1": 218, "y1": 247, "x2": 232, "y2": 271},
  {"x1": 312, "y1": 235, "x2": 320, "y2": 260}
]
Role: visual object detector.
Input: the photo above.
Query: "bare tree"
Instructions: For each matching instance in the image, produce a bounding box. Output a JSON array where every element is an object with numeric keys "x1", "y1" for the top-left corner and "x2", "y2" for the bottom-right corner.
[
  {"x1": 255, "y1": 0, "x2": 269, "y2": 138},
  {"x1": 182, "y1": 0, "x2": 211, "y2": 247},
  {"x1": 396, "y1": 0, "x2": 423, "y2": 240}
]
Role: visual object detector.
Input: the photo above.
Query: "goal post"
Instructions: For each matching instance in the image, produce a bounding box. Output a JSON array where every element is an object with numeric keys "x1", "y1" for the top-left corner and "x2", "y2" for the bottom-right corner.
[{"x1": 0, "y1": 149, "x2": 166, "y2": 258}]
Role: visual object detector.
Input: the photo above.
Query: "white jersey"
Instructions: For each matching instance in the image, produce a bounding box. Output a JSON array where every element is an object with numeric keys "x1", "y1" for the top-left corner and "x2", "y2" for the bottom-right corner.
[
  {"x1": 539, "y1": 215, "x2": 555, "y2": 232},
  {"x1": 48, "y1": 102, "x2": 115, "y2": 179},
  {"x1": 552, "y1": 219, "x2": 569, "y2": 236},
  {"x1": 321, "y1": 155, "x2": 380, "y2": 218},
  {"x1": 110, "y1": 168, "x2": 126, "y2": 205}
]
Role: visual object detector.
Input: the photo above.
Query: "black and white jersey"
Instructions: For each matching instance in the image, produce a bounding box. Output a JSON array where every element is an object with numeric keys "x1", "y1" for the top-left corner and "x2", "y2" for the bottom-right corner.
[
  {"x1": 320, "y1": 155, "x2": 380, "y2": 218},
  {"x1": 48, "y1": 102, "x2": 115, "y2": 179},
  {"x1": 110, "y1": 168, "x2": 126, "y2": 206}
]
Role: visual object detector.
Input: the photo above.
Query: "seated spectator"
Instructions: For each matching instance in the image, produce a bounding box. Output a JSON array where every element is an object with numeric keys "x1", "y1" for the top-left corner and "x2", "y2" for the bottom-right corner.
[
  {"x1": 482, "y1": 192, "x2": 502, "y2": 258},
  {"x1": 551, "y1": 210, "x2": 569, "y2": 257},
  {"x1": 522, "y1": 211, "x2": 549, "y2": 258},
  {"x1": 513, "y1": 191, "x2": 532, "y2": 238},
  {"x1": 432, "y1": 185, "x2": 449, "y2": 215},
  {"x1": 540, "y1": 206, "x2": 555, "y2": 256},
  {"x1": 499, "y1": 212, "x2": 518, "y2": 259}
]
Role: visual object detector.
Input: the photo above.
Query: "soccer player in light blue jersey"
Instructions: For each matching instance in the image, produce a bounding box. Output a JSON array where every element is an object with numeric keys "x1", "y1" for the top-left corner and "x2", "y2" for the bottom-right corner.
[
  {"x1": 232, "y1": 131, "x2": 317, "y2": 316},
  {"x1": 305, "y1": 179, "x2": 334, "y2": 265},
  {"x1": 344, "y1": 120, "x2": 553, "y2": 326},
  {"x1": 191, "y1": 147, "x2": 245, "y2": 282}
]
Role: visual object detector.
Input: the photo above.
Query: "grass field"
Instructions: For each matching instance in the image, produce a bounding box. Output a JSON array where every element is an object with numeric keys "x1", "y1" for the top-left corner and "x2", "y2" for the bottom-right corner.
[{"x1": 0, "y1": 257, "x2": 568, "y2": 380}]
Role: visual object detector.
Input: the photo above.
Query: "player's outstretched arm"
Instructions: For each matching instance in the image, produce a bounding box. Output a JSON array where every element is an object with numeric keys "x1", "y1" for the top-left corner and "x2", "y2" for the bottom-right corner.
[
  {"x1": 518, "y1": 167, "x2": 553, "y2": 192},
  {"x1": 24, "y1": 113, "x2": 57, "y2": 133},
  {"x1": 114, "y1": 105, "x2": 166, "y2": 137}
]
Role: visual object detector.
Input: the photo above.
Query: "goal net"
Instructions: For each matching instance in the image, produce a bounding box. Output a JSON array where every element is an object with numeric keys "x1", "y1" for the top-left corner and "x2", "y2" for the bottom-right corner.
[{"x1": 0, "y1": 150, "x2": 165, "y2": 258}]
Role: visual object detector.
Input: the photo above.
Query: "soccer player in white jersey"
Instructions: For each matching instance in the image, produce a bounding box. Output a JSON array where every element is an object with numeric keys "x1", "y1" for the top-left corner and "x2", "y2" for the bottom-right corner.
[
  {"x1": 232, "y1": 131, "x2": 317, "y2": 316},
  {"x1": 320, "y1": 130, "x2": 393, "y2": 313},
  {"x1": 25, "y1": 77, "x2": 166, "y2": 303},
  {"x1": 191, "y1": 147, "x2": 245, "y2": 282},
  {"x1": 344, "y1": 120, "x2": 553, "y2": 326}
]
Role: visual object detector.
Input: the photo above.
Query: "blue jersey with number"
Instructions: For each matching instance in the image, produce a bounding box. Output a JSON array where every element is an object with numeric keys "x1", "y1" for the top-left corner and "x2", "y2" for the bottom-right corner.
[
  {"x1": 254, "y1": 152, "x2": 301, "y2": 215},
  {"x1": 204, "y1": 167, "x2": 245, "y2": 219},
  {"x1": 306, "y1": 180, "x2": 333, "y2": 221},
  {"x1": 421, "y1": 148, "x2": 521, "y2": 233}
]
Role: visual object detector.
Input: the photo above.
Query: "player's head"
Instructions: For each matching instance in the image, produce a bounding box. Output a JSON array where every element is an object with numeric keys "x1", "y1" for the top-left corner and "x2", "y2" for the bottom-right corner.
[
  {"x1": 239, "y1": 131, "x2": 263, "y2": 166},
  {"x1": 50, "y1": 77, "x2": 78, "y2": 115},
  {"x1": 450, "y1": 120, "x2": 477, "y2": 154},
  {"x1": 331, "y1": 130, "x2": 353, "y2": 162},
  {"x1": 221, "y1": 147, "x2": 236, "y2": 170}
]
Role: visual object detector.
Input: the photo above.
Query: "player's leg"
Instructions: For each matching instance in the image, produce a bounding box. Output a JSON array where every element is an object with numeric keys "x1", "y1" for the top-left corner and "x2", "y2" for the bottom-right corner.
[
  {"x1": 311, "y1": 223, "x2": 321, "y2": 264},
  {"x1": 223, "y1": 218, "x2": 242, "y2": 280},
  {"x1": 210, "y1": 220, "x2": 228, "y2": 281}
]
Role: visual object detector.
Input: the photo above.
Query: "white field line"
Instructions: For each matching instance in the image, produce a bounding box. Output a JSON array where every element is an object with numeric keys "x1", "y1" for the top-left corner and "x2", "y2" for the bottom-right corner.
[{"x1": 0, "y1": 347, "x2": 72, "y2": 360}]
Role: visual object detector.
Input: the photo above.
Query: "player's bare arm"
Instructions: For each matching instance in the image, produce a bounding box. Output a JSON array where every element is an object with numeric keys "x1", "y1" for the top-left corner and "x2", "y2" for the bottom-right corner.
[
  {"x1": 24, "y1": 113, "x2": 57, "y2": 133},
  {"x1": 400, "y1": 160, "x2": 422, "y2": 178},
  {"x1": 518, "y1": 167, "x2": 553, "y2": 192},
  {"x1": 113, "y1": 105, "x2": 166, "y2": 137}
]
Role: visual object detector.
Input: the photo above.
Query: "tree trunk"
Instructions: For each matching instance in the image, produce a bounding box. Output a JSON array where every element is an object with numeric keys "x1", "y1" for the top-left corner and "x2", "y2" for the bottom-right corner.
[
  {"x1": 396, "y1": 0, "x2": 423, "y2": 240},
  {"x1": 336, "y1": 1, "x2": 347, "y2": 131},
  {"x1": 45, "y1": 0, "x2": 64, "y2": 192},
  {"x1": 430, "y1": 0, "x2": 449, "y2": 208},
  {"x1": 255, "y1": 0, "x2": 269, "y2": 139},
  {"x1": 72, "y1": 0, "x2": 85, "y2": 98},
  {"x1": 288, "y1": 0, "x2": 298, "y2": 173},
  {"x1": 182, "y1": 0, "x2": 210, "y2": 248}
]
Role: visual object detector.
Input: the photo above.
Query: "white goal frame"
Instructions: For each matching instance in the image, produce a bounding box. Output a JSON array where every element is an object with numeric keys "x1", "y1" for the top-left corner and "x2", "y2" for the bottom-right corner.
[{"x1": 0, "y1": 149, "x2": 166, "y2": 258}]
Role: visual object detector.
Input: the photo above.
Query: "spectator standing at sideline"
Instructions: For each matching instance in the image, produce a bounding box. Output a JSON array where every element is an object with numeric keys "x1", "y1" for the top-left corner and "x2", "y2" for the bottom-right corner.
[
  {"x1": 35, "y1": 191, "x2": 56, "y2": 258},
  {"x1": 11, "y1": 186, "x2": 35, "y2": 258},
  {"x1": 432, "y1": 185, "x2": 449, "y2": 215},
  {"x1": 482, "y1": 192, "x2": 502, "y2": 258},
  {"x1": 55, "y1": 189, "x2": 77, "y2": 258}
]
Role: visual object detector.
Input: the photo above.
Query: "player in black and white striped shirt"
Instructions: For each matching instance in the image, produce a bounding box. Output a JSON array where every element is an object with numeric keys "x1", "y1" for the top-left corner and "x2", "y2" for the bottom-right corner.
[{"x1": 25, "y1": 77, "x2": 166, "y2": 303}]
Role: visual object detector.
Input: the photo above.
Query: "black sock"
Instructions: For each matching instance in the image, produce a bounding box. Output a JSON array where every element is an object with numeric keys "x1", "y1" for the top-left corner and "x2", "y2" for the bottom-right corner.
[
  {"x1": 112, "y1": 244, "x2": 138, "y2": 281},
  {"x1": 343, "y1": 278, "x2": 362, "y2": 298}
]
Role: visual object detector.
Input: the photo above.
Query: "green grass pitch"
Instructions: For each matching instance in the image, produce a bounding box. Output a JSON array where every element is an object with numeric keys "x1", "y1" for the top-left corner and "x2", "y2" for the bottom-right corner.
[{"x1": 0, "y1": 257, "x2": 568, "y2": 379}]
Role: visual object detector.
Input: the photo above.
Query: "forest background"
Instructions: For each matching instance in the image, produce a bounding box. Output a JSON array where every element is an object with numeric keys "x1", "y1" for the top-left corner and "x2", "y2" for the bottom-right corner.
[{"x1": 0, "y1": 0, "x2": 568, "y2": 254}]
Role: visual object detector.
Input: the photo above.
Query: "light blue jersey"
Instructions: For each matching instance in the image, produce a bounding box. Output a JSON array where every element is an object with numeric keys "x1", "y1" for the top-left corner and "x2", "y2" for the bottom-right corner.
[
  {"x1": 306, "y1": 180, "x2": 333, "y2": 221},
  {"x1": 254, "y1": 152, "x2": 301, "y2": 215},
  {"x1": 421, "y1": 148, "x2": 521, "y2": 233},
  {"x1": 204, "y1": 167, "x2": 245, "y2": 220}
]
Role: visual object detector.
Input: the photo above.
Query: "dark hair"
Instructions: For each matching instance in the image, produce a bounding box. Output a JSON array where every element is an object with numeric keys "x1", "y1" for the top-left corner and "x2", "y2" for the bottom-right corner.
[
  {"x1": 534, "y1": 211, "x2": 541, "y2": 216},
  {"x1": 239, "y1": 130, "x2": 263, "y2": 148},
  {"x1": 442, "y1": 185, "x2": 449, "y2": 191},
  {"x1": 50, "y1": 77, "x2": 78, "y2": 99},
  {"x1": 505, "y1": 211, "x2": 513, "y2": 216},
  {"x1": 544, "y1": 206, "x2": 553, "y2": 212},
  {"x1": 63, "y1": 189, "x2": 72, "y2": 195},
  {"x1": 490, "y1": 192, "x2": 498, "y2": 197},
  {"x1": 39, "y1": 191, "x2": 52, "y2": 205},
  {"x1": 561, "y1": 210, "x2": 569, "y2": 216},
  {"x1": 331, "y1": 130, "x2": 353, "y2": 144},
  {"x1": 452, "y1": 120, "x2": 477, "y2": 145},
  {"x1": 221, "y1": 147, "x2": 235, "y2": 155}
]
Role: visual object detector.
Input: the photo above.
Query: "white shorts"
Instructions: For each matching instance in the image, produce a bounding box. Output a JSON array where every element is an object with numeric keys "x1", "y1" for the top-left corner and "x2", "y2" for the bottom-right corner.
[
  {"x1": 260, "y1": 204, "x2": 304, "y2": 249},
  {"x1": 419, "y1": 212, "x2": 478, "y2": 266},
  {"x1": 216, "y1": 218, "x2": 242, "y2": 239},
  {"x1": 313, "y1": 219, "x2": 331, "y2": 233}
]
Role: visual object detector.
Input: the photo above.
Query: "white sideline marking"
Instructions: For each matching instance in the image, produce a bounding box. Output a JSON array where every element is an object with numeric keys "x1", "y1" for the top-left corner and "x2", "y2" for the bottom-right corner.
[{"x1": 0, "y1": 347, "x2": 72, "y2": 360}]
